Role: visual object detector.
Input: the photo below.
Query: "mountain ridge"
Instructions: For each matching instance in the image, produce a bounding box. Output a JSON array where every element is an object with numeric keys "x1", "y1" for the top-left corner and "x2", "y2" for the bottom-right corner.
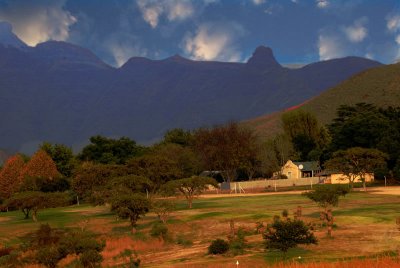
[{"x1": 0, "y1": 24, "x2": 383, "y2": 153}]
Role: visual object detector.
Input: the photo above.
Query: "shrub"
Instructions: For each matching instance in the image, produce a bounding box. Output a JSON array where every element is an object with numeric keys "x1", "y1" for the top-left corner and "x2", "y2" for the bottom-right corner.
[
  {"x1": 36, "y1": 246, "x2": 61, "y2": 268},
  {"x1": 150, "y1": 222, "x2": 169, "y2": 241},
  {"x1": 176, "y1": 234, "x2": 193, "y2": 247},
  {"x1": 229, "y1": 228, "x2": 247, "y2": 256},
  {"x1": 79, "y1": 249, "x2": 103, "y2": 267},
  {"x1": 208, "y1": 239, "x2": 229, "y2": 255}
]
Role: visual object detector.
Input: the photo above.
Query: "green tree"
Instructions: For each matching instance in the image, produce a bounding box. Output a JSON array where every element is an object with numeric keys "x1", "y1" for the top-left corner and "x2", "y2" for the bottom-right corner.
[
  {"x1": 110, "y1": 193, "x2": 150, "y2": 231},
  {"x1": 193, "y1": 123, "x2": 259, "y2": 182},
  {"x1": 40, "y1": 142, "x2": 77, "y2": 177},
  {"x1": 79, "y1": 135, "x2": 144, "y2": 164},
  {"x1": 163, "y1": 176, "x2": 218, "y2": 208},
  {"x1": 127, "y1": 153, "x2": 182, "y2": 193},
  {"x1": 329, "y1": 103, "x2": 389, "y2": 151},
  {"x1": 325, "y1": 147, "x2": 387, "y2": 190},
  {"x1": 151, "y1": 199, "x2": 175, "y2": 223},
  {"x1": 6, "y1": 191, "x2": 68, "y2": 221},
  {"x1": 71, "y1": 163, "x2": 127, "y2": 201},
  {"x1": 282, "y1": 110, "x2": 329, "y2": 161},
  {"x1": 161, "y1": 128, "x2": 193, "y2": 147},
  {"x1": 263, "y1": 215, "x2": 317, "y2": 256},
  {"x1": 303, "y1": 185, "x2": 349, "y2": 237}
]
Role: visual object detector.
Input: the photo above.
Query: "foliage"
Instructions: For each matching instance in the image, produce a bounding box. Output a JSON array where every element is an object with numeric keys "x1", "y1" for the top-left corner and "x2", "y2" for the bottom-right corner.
[
  {"x1": 150, "y1": 222, "x2": 169, "y2": 241},
  {"x1": 127, "y1": 153, "x2": 182, "y2": 193},
  {"x1": 0, "y1": 154, "x2": 25, "y2": 200},
  {"x1": 303, "y1": 185, "x2": 348, "y2": 237},
  {"x1": 79, "y1": 135, "x2": 143, "y2": 164},
  {"x1": 263, "y1": 215, "x2": 317, "y2": 254},
  {"x1": 151, "y1": 199, "x2": 175, "y2": 223},
  {"x1": 40, "y1": 142, "x2": 77, "y2": 177},
  {"x1": 176, "y1": 234, "x2": 193, "y2": 247},
  {"x1": 328, "y1": 104, "x2": 400, "y2": 175},
  {"x1": 208, "y1": 239, "x2": 229, "y2": 255},
  {"x1": 19, "y1": 150, "x2": 60, "y2": 182},
  {"x1": 30, "y1": 224, "x2": 104, "y2": 268},
  {"x1": 193, "y1": 122, "x2": 259, "y2": 182},
  {"x1": 303, "y1": 185, "x2": 349, "y2": 209},
  {"x1": 19, "y1": 176, "x2": 70, "y2": 193},
  {"x1": 72, "y1": 163, "x2": 128, "y2": 200},
  {"x1": 163, "y1": 176, "x2": 218, "y2": 208},
  {"x1": 114, "y1": 249, "x2": 141, "y2": 268},
  {"x1": 161, "y1": 128, "x2": 193, "y2": 147},
  {"x1": 110, "y1": 193, "x2": 151, "y2": 228},
  {"x1": 325, "y1": 147, "x2": 388, "y2": 189},
  {"x1": 6, "y1": 191, "x2": 68, "y2": 221},
  {"x1": 229, "y1": 227, "x2": 247, "y2": 255},
  {"x1": 282, "y1": 110, "x2": 330, "y2": 161}
]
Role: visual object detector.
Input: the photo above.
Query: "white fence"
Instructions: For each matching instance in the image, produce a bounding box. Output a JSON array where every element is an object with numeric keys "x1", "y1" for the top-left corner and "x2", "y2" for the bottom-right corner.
[{"x1": 228, "y1": 177, "x2": 324, "y2": 191}]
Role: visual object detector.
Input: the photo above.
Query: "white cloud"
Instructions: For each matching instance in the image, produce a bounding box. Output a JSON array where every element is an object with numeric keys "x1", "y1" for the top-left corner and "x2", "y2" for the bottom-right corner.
[
  {"x1": 137, "y1": 0, "x2": 194, "y2": 28},
  {"x1": 316, "y1": 0, "x2": 329, "y2": 9},
  {"x1": 318, "y1": 34, "x2": 346, "y2": 60},
  {"x1": 344, "y1": 18, "x2": 368, "y2": 43},
  {"x1": 365, "y1": 53, "x2": 374, "y2": 60},
  {"x1": 0, "y1": 0, "x2": 76, "y2": 46},
  {"x1": 387, "y1": 14, "x2": 400, "y2": 32},
  {"x1": 396, "y1": 34, "x2": 400, "y2": 45},
  {"x1": 183, "y1": 22, "x2": 244, "y2": 62},
  {"x1": 252, "y1": 0, "x2": 266, "y2": 5}
]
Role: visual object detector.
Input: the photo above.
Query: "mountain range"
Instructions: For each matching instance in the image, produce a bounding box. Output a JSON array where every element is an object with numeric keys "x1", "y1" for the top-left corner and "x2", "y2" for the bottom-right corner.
[{"x1": 0, "y1": 21, "x2": 382, "y2": 153}]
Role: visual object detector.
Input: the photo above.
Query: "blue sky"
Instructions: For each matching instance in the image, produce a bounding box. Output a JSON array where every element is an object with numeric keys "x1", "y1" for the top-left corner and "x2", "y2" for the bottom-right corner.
[{"x1": 0, "y1": 0, "x2": 399, "y2": 66}]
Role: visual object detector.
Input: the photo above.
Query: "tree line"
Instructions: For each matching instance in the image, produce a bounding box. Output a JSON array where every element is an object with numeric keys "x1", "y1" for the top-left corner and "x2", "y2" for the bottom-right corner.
[{"x1": 0, "y1": 103, "x2": 398, "y2": 222}]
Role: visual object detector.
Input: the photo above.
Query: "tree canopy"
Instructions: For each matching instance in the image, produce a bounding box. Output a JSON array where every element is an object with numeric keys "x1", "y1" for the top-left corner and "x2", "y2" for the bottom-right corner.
[
  {"x1": 325, "y1": 147, "x2": 387, "y2": 189},
  {"x1": 79, "y1": 135, "x2": 143, "y2": 164},
  {"x1": 0, "y1": 154, "x2": 25, "y2": 200},
  {"x1": 193, "y1": 123, "x2": 259, "y2": 182}
]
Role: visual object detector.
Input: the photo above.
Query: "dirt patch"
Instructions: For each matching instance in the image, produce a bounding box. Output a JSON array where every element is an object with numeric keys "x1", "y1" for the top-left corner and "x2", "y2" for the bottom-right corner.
[
  {"x1": 367, "y1": 186, "x2": 400, "y2": 196},
  {"x1": 0, "y1": 216, "x2": 11, "y2": 222}
]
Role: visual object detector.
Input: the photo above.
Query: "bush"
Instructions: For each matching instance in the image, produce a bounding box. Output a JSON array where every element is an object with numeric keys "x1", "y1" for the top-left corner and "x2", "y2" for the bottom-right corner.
[
  {"x1": 176, "y1": 234, "x2": 193, "y2": 247},
  {"x1": 150, "y1": 222, "x2": 169, "y2": 241},
  {"x1": 36, "y1": 246, "x2": 61, "y2": 268},
  {"x1": 229, "y1": 228, "x2": 247, "y2": 256},
  {"x1": 80, "y1": 249, "x2": 103, "y2": 268},
  {"x1": 208, "y1": 239, "x2": 229, "y2": 255}
]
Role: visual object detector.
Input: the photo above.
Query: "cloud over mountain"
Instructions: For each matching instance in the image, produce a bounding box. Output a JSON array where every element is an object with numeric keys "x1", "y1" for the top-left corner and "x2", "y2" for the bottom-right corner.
[{"x1": 0, "y1": 0, "x2": 76, "y2": 46}]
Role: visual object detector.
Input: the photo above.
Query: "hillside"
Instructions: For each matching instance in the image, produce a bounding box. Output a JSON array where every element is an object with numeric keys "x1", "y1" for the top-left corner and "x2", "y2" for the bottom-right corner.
[
  {"x1": 0, "y1": 23, "x2": 382, "y2": 152},
  {"x1": 245, "y1": 63, "x2": 400, "y2": 138}
]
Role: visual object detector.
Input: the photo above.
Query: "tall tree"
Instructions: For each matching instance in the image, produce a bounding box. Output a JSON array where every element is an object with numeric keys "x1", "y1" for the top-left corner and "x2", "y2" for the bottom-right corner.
[
  {"x1": 329, "y1": 103, "x2": 390, "y2": 151},
  {"x1": 325, "y1": 147, "x2": 387, "y2": 190},
  {"x1": 127, "y1": 153, "x2": 182, "y2": 193},
  {"x1": 19, "y1": 150, "x2": 60, "y2": 182},
  {"x1": 40, "y1": 142, "x2": 77, "y2": 177},
  {"x1": 193, "y1": 123, "x2": 259, "y2": 182},
  {"x1": 79, "y1": 136, "x2": 144, "y2": 164},
  {"x1": 161, "y1": 128, "x2": 193, "y2": 147},
  {"x1": 0, "y1": 154, "x2": 25, "y2": 200},
  {"x1": 282, "y1": 110, "x2": 329, "y2": 161},
  {"x1": 72, "y1": 163, "x2": 127, "y2": 200}
]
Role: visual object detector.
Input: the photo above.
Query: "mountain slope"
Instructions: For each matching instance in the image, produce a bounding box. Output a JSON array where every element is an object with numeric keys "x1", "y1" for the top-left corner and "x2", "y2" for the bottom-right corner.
[
  {"x1": 0, "y1": 24, "x2": 383, "y2": 152},
  {"x1": 245, "y1": 63, "x2": 400, "y2": 138}
]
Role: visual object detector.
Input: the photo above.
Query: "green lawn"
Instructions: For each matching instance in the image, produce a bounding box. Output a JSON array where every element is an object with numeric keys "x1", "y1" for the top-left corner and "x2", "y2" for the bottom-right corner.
[{"x1": 1, "y1": 190, "x2": 400, "y2": 266}]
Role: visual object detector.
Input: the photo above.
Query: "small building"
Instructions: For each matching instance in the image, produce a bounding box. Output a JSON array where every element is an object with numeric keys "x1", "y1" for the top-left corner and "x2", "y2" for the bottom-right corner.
[
  {"x1": 280, "y1": 160, "x2": 321, "y2": 179},
  {"x1": 316, "y1": 170, "x2": 374, "y2": 184}
]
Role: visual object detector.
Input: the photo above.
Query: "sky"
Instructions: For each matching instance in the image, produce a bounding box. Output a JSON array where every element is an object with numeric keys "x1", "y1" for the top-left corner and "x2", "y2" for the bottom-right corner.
[{"x1": 0, "y1": 0, "x2": 399, "y2": 67}]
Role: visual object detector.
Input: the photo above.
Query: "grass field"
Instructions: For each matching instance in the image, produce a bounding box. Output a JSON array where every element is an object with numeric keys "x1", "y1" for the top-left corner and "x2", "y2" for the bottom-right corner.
[{"x1": 1, "y1": 188, "x2": 400, "y2": 267}]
